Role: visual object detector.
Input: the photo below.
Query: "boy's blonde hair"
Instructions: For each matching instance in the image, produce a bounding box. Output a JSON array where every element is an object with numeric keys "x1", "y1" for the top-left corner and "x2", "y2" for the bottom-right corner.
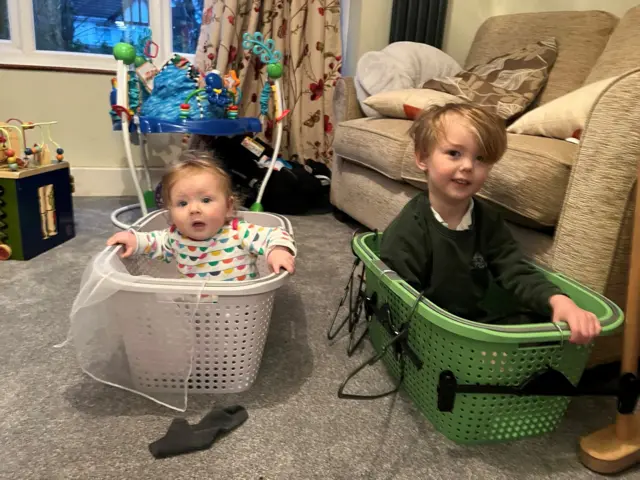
[
  {"x1": 408, "y1": 103, "x2": 507, "y2": 164},
  {"x1": 161, "y1": 150, "x2": 234, "y2": 208}
]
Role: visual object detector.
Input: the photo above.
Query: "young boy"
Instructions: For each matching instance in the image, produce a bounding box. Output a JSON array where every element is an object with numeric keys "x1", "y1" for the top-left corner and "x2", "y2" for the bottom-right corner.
[{"x1": 380, "y1": 103, "x2": 601, "y2": 345}]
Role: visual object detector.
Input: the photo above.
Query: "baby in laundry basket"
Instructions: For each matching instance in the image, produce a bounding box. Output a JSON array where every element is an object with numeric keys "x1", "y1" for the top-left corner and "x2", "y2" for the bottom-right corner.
[
  {"x1": 107, "y1": 150, "x2": 296, "y2": 280},
  {"x1": 380, "y1": 103, "x2": 601, "y2": 345}
]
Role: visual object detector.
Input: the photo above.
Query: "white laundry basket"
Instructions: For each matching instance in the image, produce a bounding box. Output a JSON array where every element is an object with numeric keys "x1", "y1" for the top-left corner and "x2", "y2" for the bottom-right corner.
[{"x1": 71, "y1": 209, "x2": 293, "y2": 407}]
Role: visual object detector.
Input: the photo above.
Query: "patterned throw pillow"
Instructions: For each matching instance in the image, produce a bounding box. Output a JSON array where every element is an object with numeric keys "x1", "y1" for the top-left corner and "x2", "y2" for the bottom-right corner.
[{"x1": 422, "y1": 38, "x2": 558, "y2": 120}]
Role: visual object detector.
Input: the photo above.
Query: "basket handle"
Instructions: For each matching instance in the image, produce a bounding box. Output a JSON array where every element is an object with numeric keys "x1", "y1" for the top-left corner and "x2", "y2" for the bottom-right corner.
[
  {"x1": 337, "y1": 326, "x2": 407, "y2": 400},
  {"x1": 372, "y1": 301, "x2": 423, "y2": 370}
]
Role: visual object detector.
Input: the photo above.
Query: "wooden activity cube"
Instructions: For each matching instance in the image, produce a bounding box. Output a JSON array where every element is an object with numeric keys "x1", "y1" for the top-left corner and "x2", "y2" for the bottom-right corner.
[{"x1": 0, "y1": 163, "x2": 75, "y2": 260}]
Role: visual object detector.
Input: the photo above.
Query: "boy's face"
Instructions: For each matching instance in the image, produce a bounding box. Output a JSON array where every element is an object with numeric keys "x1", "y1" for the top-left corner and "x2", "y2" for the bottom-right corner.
[
  {"x1": 415, "y1": 114, "x2": 493, "y2": 206},
  {"x1": 168, "y1": 171, "x2": 233, "y2": 240}
]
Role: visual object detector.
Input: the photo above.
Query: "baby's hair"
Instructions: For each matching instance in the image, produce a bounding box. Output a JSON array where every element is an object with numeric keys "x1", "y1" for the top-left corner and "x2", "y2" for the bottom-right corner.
[
  {"x1": 161, "y1": 150, "x2": 234, "y2": 208},
  {"x1": 408, "y1": 103, "x2": 507, "y2": 164}
]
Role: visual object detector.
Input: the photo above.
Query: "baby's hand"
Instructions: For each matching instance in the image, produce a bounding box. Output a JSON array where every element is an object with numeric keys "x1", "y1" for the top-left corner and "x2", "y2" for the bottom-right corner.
[
  {"x1": 106, "y1": 231, "x2": 137, "y2": 258},
  {"x1": 267, "y1": 246, "x2": 295, "y2": 274},
  {"x1": 549, "y1": 294, "x2": 601, "y2": 345}
]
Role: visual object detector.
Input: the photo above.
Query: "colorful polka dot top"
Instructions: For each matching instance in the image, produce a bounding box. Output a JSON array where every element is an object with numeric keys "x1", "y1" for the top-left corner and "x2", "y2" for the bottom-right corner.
[{"x1": 133, "y1": 217, "x2": 296, "y2": 281}]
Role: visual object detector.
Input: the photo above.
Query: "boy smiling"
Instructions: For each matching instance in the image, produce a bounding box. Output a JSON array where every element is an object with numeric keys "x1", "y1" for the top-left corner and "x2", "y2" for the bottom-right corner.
[{"x1": 380, "y1": 104, "x2": 601, "y2": 344}]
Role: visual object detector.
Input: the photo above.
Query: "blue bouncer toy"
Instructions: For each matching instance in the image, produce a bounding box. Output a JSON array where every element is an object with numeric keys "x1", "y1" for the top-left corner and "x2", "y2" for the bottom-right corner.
[{"x1": 108, "y1": 31, "x2": 288, "y2": 228}]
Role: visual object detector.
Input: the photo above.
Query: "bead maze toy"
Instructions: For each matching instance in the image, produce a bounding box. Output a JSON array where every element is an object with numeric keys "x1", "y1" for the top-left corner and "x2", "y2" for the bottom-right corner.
[
  {"x1": 0, "y1": 119, "x2": 74, "y2": 260},
  {"x1": 109, "y1": 30, "x2": 289, "y2": 229},
  {"x1": 0, "y1": 120, "x2": 66, "y2": 171}
]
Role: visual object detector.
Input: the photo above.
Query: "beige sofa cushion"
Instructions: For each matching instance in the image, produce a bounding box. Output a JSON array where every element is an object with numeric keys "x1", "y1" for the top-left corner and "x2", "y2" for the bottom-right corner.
[
  {"x1": 424, "y1": 38, "x2": 558, "y2": 120},
  {"x1": 465, "y1": 11, "x2": 618, "y2": 105},
  {"x1": 363, "y1": 89, "x2": 463, "y2": 119},
  {"x1": 333, "y1": 117, "x2": 413, "y2": 181},
  {"x1": 585, "y1": 6, "x2": 640, "y2": 84},
  {"x1": 507, "y1": 75, "x2": 619, "y2": 139},
  {"x1": 401, "y1": 134, "x2": 577, "y2": 228}
]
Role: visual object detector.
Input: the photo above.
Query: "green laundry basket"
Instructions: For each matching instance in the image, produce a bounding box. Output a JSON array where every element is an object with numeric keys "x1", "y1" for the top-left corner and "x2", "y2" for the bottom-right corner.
[{"x1": 351, "y1": 232, "x2": 624, "y2": 444}]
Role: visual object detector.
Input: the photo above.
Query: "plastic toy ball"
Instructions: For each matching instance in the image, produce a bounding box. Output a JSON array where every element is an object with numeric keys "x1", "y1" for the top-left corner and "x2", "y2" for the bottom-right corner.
[
  {"x1": 134, "y1": 55, "x2": 147, "y2": 68},
  {"x1": 113, "y1": 43, "x2": 137, "y2": 65},
  {"x1": 267, "y1": 63, "x2": 284, "y2": 79}
]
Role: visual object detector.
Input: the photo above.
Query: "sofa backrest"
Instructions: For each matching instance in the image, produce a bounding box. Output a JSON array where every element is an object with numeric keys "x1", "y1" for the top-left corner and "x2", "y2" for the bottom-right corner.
[
  {"x1": 464, "y1": 10, "x2": 618, "y2": 105},
  {"x1": 585, "y1": 5, "x2": 640, "y2": 84}
]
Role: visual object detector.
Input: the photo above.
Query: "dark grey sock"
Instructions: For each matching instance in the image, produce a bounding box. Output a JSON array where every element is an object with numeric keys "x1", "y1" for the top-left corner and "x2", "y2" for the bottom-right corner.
[{"x1": 149, "y1": 405, "x2": 248, "y2": 459}]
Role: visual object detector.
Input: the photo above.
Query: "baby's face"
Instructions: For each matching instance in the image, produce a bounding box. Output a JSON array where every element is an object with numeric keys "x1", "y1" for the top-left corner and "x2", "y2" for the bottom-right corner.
[{"x1": 168, "y1": 171, "x2": 232, "y2": 241}]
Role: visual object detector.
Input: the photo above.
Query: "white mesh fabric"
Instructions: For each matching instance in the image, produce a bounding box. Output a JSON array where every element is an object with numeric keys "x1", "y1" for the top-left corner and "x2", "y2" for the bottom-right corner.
[
  {"x1": 69, "y1": 248, "x2": 202, "y2": 411},
  {"x1": 66, "y1": 210, "x2": 292, "y2": 412}
]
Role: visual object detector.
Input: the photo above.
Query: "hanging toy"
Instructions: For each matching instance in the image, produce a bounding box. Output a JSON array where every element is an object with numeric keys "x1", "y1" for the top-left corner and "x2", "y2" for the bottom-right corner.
[
  {"x1": 241, "y1": 32, "x2": 289, "y2": 212},
  {"x1": 241, "y1": 33, "x2": 290, "y2": 125},
  {"x1": 259, "y1": 83, "x2": 271, "y2": 117},
  {"x1": 134, "y1": 28, "x2": 159, "y2": 93}
]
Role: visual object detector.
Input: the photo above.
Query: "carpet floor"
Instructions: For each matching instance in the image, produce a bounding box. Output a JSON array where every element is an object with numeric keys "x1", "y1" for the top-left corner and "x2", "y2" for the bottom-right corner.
[{"x1": 0, "y1": 197, "x2": 635, "y2": 479}]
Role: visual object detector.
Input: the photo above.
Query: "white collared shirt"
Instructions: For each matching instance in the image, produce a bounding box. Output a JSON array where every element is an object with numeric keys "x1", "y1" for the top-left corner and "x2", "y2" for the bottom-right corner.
[{"x1": 431, "y1": 199, "x2": 474, "y2": 231}]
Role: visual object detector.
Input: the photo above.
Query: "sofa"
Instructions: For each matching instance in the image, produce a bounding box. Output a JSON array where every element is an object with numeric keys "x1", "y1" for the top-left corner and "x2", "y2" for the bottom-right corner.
[{"x1": 330, "y1": 7, "x2": 640, "y2": 366}]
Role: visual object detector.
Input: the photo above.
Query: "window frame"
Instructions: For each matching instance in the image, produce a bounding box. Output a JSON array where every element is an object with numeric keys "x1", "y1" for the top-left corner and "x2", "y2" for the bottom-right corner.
[{"x1": 0, "y1": 0, "x2": 195, "y2": 73}]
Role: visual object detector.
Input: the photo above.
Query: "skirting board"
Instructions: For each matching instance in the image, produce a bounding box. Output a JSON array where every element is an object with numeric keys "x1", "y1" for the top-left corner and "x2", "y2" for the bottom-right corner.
[{"x1": 71, "y1": 167, "x2": 165, "y2": 196}]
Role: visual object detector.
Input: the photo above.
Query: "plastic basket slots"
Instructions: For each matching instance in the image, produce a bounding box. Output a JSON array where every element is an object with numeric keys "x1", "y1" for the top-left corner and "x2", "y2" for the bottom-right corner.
[{"x1": 354, "y1": 232, "x2": 623, "y2": 444}]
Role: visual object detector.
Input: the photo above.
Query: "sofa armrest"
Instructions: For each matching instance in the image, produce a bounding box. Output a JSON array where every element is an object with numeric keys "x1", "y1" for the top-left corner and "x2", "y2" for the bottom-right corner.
[
  {"x1": 334, "y1": 77, "x2": 365, "y2": 124},
  {"x1": 551, "y1": 68, "x2": 640, "y2": 293}
]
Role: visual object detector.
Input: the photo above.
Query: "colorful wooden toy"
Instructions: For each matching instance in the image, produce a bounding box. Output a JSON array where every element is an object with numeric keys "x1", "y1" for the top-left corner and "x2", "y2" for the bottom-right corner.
[{"x1": 0, "y1": 163, "x2": 75, "y2": 260}]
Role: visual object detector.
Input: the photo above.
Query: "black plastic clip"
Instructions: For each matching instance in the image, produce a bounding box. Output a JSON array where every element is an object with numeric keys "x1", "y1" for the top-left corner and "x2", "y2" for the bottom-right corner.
[{"x1": 437, "y1": 368, "x2": 639, "y2": 414}]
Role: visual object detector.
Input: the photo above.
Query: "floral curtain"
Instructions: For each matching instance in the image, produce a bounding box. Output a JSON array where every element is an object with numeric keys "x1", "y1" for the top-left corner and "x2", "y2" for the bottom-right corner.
[{"x1": 194, "y1": 0, "x2": 342, "y2": 165}]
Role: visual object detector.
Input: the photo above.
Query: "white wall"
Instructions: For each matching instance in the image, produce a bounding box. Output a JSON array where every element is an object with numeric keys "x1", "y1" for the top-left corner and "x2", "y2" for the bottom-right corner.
[
  {"x1": 341, "y1": 0, "x2": 639, "y2": 70},
  {"x1": 442, "y1": 0, "x2": 639, "y2": 65},
  {"x1": 0, "y1": 68, "x2": 182, "y2": 195},
  {"x1": 341, "y1": 0, "x2": 393, "y2": 76}
]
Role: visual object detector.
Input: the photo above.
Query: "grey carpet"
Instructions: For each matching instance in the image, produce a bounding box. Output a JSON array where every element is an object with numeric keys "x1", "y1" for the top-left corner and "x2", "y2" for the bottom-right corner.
[{"x1": 0, "y1": 197, "x2": 634, "y2": 479}]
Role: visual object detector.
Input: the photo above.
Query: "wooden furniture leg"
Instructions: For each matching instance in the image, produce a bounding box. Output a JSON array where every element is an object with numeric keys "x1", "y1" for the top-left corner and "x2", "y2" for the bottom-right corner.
[{"x1": 579, "y1": 161, "x2": 640, "y2": 474}]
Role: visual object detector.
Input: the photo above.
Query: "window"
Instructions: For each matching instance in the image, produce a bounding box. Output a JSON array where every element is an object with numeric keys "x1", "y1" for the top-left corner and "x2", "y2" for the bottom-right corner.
[
  {"x1": 0, "y1": 0, "x2": 203, "y2": 71},
  {"x1": 33, "y1": 0, "x2": 150, "y2": 55},
  {"x1": 0, "y1": 0, "x2": 9, "y2": 40},
  {"x1": 171, "y1": 0, "x2": 203, "y2": 55}
]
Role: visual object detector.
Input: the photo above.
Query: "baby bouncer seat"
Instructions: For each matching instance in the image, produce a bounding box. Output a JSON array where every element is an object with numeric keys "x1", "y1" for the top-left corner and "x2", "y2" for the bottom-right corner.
[{"x1": 329, "y1": 231, "x2": 626, "y2": 444}]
